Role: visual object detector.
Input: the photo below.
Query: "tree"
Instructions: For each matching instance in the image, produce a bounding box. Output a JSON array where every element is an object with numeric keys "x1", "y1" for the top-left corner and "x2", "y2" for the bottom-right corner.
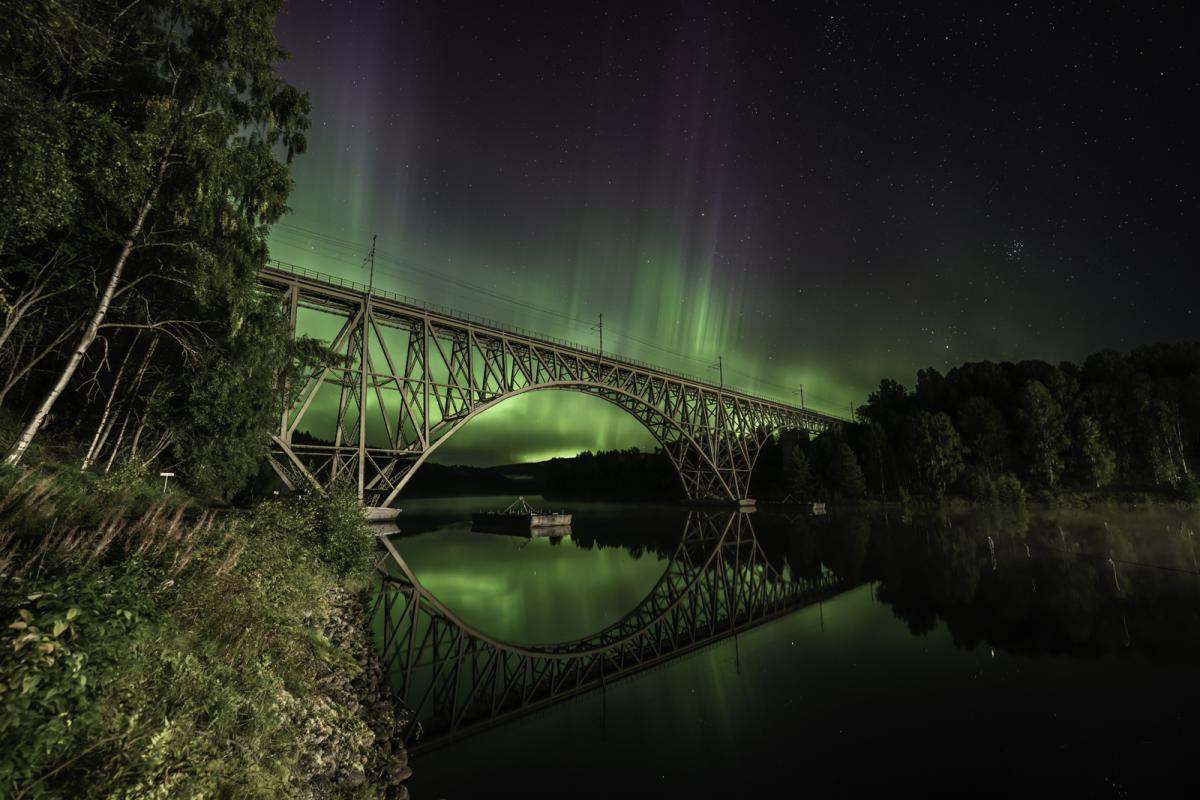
[
  {"x1": 861, "y1": 378, "x2": 913, "y2": 430},
  {"x1": 164, "y1": 301, "x2": 324, "y2": 499},
  {"x1": 780, "y1": 434, "x2": 812, "y2": 500},
  {"x1": 829, "y1": 441, "x2": 866, "y2": 498},
  {"x1": 1071, "y1": 415, "x2": 1115, "y2": 489},
  {"x1": 905, "y1": 411, "x2": 965, "y2": 497},
  {"x1": 1018, "y1": 380, "x2": 1068, "y2": 489},
  {"x1": 810, "y1": 431, "x2": 865, "y2": 499},
  {"x1": 1143, "y1": 398, "x2": 1189, "y2": 487},
  {"x1": 3, "y1": 0, "x2": 309, "y2": 465},
  {"x1": 854, "y1": 420, "x2": 890, "y2": 498},
  {"x1": 955, "y1": 396, "x2": 1009, "y2": 476}
]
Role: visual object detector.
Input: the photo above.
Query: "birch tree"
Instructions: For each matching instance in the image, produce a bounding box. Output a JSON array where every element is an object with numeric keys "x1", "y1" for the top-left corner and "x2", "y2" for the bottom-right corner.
[{"x1": 1, "y1": 0, "x2": 309, "y2": 466}]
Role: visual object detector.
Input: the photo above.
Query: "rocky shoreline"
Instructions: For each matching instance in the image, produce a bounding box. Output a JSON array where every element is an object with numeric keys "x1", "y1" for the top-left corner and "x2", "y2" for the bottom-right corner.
[{"x1": 302, "y1": 586, "x2": 414, "y2": 799}]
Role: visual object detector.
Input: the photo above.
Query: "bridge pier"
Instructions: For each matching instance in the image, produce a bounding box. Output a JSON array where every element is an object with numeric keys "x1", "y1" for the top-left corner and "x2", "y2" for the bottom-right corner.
[{"x1": 365, "y1": 506, "x2": 402, "y2": 522}]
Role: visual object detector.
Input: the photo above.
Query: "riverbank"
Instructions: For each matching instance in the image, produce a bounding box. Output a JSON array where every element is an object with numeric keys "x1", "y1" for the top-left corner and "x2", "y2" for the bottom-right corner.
[
  {"x1": 0, "y1": 464, "x2": 412, "y2": 798},
  {"x1": 760, "y1": 489, "x2": 1198, "y2": 515}
]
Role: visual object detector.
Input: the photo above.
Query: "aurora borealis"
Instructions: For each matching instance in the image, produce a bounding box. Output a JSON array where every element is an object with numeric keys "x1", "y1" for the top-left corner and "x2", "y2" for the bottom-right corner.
[{"x1": 269, "y1": 1, "x2": 1196, "y2": 466}]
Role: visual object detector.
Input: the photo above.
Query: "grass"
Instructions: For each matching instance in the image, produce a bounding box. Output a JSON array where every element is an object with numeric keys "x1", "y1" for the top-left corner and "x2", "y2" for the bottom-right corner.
[{"x1": 0, "y1": 464, "x2": 399, "y2": 799}]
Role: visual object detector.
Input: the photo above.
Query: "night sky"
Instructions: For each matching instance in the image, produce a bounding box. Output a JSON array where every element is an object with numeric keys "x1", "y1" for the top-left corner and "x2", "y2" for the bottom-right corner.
[{"x1": 270, "y1": 1, "x2": 1197, "y2": 466}]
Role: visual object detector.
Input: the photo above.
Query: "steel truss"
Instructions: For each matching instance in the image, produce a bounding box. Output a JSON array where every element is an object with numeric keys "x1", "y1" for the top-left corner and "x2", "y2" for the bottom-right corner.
[
  {"x1": 372, "y1": 511, "x2": 851, "y2": 751},
  {"x1": 260, "y1": 264, "x2": 840, "y2": 503}
]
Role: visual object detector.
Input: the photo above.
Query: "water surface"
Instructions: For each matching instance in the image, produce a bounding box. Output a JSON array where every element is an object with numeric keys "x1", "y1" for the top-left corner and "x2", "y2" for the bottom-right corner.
[{"x1": 373, "y1": 498, "x2": 1200, "y2": 796}]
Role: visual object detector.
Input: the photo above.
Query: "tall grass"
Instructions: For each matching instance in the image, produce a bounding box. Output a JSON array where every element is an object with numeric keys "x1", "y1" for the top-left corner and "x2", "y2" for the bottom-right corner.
[{"x1": 0, "y1": 471, "x2": 391, "y2": 799}]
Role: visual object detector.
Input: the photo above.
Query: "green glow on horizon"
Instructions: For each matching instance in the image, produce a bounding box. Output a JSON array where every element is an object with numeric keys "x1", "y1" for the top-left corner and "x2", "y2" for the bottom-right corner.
[{"x1": 429, "y1": 391, "x2": 660, "y2": 467}]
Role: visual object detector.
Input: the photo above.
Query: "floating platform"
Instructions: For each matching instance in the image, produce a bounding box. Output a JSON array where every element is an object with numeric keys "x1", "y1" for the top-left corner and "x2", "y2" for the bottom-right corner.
[
  {"x1": 757, "y1": 500, "x2": 826, "y2": 515},
  {"x1": 471, "y1": 497, "x2": 572, "y2": 536},
  {"x1": 681, "y1": 497, "x2": 757, "y2": 509}
]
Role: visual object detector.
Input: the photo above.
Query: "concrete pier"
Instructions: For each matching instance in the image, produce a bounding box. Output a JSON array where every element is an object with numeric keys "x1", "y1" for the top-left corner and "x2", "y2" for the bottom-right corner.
[{"x1": 365, "y1": 506, "x2": 402, "y2": 522}]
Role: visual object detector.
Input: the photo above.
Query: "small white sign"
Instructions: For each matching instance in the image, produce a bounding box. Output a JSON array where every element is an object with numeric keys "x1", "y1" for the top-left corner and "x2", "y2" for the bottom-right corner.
[{"x1": 159, "y1": 472, "x2": 175, "y2": 477}]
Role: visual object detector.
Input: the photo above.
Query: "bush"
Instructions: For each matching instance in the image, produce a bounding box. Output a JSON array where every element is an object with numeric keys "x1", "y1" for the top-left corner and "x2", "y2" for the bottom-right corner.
[
  {"x1": 961, "y1": 467, "x2": 998, "y2": 504},
  {"x1": 243, "y1": 485, "x2": 375, "y2": 580},
  {"x1": 994, "y1": 474, "x2": 1027, "y2": 506},
  {"x1": 302, "y1": 485, "x2": 376, "y2": 579},
  {"x1": 1175, "y1": 474, "x2": 1200, "y2": 503},
  {"x1": 1, "y1": 474, "x2": 388, "y2": 798}
]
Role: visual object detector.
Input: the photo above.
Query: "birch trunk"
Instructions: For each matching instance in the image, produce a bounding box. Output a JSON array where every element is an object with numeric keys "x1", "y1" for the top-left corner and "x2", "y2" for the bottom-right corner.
[
  {"x1": 4, "y1": 146, "x2": 172, "y2": 467},
  {"x1": 81, "y1": 332, "x2": 141, "y2": 469},
  {"x1": 103, "y1": 403, "x2": 135, "y2": 474},
  {"x1": 99, "y1": 337, "x2": 158, "y2": 472}
]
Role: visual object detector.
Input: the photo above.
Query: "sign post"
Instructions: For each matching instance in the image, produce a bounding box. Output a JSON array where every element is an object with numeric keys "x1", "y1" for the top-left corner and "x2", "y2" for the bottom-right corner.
[{"x1": 159, "y1": 472, "x2": 175, "y2": 493}]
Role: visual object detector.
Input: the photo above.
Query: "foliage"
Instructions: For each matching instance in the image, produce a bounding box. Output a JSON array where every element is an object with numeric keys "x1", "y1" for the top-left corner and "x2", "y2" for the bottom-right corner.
[
  {"x1": 166, "y1": 303, "x2": 325, "y2": 500},
  {"x1": 809, "y1": 432, "x2": 866, "y2": 500},
  {"x1": 955, "y1": 396, "x2": 1009, "y2": 476},
  {"x1": 544, "y1": 447, "x2": 680, "y2": 500},
  {"x1": 993, "y1": 474, "x2": 1026, "y2": 506},
  {"x1": 960, "y1": 467, "x2": 1026, "y2": 507},
  {"x1": 846, "y1": 342, "x2": 1200, "y2": 504},
  {"x1": 0, "y1": 461, "x2": 188, "y2": 540},
  {"x1": 0, "y1": 470, "x2": 388, "y2": 798},
  {"x1": 1018, "y1": 380, "x2": 1068, "y2": 489},
  {"x1": 1, "y1": 0, "x2": 312, "y2": 497},
  {"x1": 780, "y1": 435, "x2": 812, "y2": 500},
  {"x1": 1071, "y1": 415, "x2": 1115, "y2": 489},
  {"x1": 905, "y1": 411, "x2": 965, "y2": 497}
]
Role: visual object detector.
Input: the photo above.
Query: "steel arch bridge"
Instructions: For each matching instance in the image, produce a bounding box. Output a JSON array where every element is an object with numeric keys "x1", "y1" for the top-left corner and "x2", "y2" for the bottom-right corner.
[
  {"x1": 260, "y1": 263, "x2": 842, "y2": 505},
  {"x1": 372, "y1": 511, "x2": 852, "y2": 751}
]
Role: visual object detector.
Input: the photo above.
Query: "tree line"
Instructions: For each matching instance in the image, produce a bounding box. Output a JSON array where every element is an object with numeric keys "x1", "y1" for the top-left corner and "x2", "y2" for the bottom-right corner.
[
  {"x1": 0, "y1": 0, "x2": 316, "y2": 499},
  {"x1": 754, "y1": 343, "x2": 1200, "y2": 504},
  {"x1": 543, "y1": 447, "x2": 681, "y2": 500}
]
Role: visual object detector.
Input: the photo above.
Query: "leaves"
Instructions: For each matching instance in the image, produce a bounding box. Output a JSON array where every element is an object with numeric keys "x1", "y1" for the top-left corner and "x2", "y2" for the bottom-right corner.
[
  {"x1": 1, "y1": 0, "x2": 311, "y2": 487},
  {"x1": 0, "y1": 489, "x2": 383, "y2": 796}
]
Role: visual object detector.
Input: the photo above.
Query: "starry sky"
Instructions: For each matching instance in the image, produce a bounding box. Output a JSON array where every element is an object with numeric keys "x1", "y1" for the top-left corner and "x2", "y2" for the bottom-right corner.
[{"x1": 269, "y1": 1, "x2": 1197, "y2": 466}]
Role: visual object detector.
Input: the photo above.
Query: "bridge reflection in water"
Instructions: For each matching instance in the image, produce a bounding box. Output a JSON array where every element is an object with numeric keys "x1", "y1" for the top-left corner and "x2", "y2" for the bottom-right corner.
[{"x1": 371, "y1": 510, "x2": 854, "y2": 752}]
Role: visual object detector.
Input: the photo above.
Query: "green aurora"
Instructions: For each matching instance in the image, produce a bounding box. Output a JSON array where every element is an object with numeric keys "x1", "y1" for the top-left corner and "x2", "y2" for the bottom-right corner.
[{"x1": 268, "y1": 3, "x2": 1197, "y2": 467}]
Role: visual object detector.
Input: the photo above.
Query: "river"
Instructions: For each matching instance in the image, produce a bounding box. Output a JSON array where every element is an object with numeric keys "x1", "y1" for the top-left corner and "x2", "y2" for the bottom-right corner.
[{"x1": 371, "y1": 497, "x2": 1200, "y2": 796}]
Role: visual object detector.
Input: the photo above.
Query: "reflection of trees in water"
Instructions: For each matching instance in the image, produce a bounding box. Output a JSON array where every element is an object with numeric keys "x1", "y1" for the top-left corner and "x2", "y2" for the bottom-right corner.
[
  {"x1": 750, "y1": 505, "x2": 1200, "y2": 661},
  {"x1": 820, "y1": 514, "x2": 871, "y2": 581},
  {"x1": 410, "y1": 503, "x2": 1200, "y2": 663},
  {"x1": 864, "y1": 510, "x2": 1200, "y2": 664}
]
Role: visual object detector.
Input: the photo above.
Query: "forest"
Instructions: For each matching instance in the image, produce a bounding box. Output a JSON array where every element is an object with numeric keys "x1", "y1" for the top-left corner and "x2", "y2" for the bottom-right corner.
[{"x1": 754, "y1": 345, "x2": 1200, "y2": 505}]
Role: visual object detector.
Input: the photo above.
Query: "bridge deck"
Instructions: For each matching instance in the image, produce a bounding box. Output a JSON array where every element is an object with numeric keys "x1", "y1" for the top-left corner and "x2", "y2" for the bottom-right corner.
[
  {"x1": 261, "y1": 261, "x2": 844, "y2": 419},
  {"x1": 258, "y1": 261, "x2": 845, "y2": 502}
]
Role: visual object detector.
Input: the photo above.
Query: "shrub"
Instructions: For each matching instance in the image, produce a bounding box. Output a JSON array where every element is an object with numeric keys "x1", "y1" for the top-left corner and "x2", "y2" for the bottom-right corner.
[
  {"x1": 994, "y1": 474, "x2": 1027, "y2": 506},
  {"x1": 1, "y1": 472, "x2": 387, "y2": 798}
]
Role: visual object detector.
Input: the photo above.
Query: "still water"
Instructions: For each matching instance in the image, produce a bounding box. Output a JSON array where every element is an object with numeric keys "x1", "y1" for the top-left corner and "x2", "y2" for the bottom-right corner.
[{"x1": 373, "y1": 497, "x2": 1200, "y2": 796}]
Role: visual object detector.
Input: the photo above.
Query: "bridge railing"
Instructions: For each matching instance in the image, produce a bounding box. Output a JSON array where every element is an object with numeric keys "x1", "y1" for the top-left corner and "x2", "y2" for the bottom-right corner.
[{"x1": 264, "y1": 258, "x2": 849, "y2": 421}]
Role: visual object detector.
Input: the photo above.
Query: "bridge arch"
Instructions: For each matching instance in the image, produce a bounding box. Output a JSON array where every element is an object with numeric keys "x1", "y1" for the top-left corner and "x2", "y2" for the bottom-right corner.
[
  {"x1": 390, "y1": 381, "x2": 736, "y2": 505},
  {"x1": 260, "y1": 263, "x2": 842, "y2": 505},
  {"x1": 372, "y1": 510, "x2": 851, "y2": 749}
]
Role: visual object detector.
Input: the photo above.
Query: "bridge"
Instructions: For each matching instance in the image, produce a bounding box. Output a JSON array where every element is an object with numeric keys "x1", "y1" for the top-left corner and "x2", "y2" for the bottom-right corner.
[
  {"x1": 371, "y1": 510, "x2": 853, "y2": 751},
  {"x1": 259, "y1": 262, "x2": 842, "y2": 505}
]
